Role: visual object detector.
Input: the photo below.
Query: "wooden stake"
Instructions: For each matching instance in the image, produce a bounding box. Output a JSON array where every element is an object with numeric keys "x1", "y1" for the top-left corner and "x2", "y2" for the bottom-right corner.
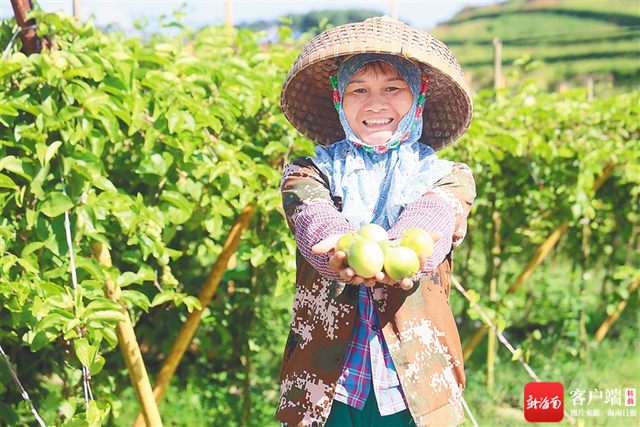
[
  {"x1": 90, "y1": 243, "x2": 163, "y2": 427},
  {"x1": 73, "y1": 0, "x2": 81, "y2": 20},
  {"x1": 493, "y1": 37, "x2": 503, "y2": 90},
  {"x1": 504, "y1": 220, "x2": 569, "y2": 295},
  {"x1": 462, "y1": 165, "x2": 616, "y2": 359},
  {"x1": 594, "y1": 279, "x2": 639, "y2": 343},
  {"x1": 226, "y1": 0, "x2": 232, "y2": 29},
  {"x1": 487, "y1": 210, "x2": 501, "y2": 391},
  {"x1": 133, "y1": 203, "x2": 256, "y2": 427}
]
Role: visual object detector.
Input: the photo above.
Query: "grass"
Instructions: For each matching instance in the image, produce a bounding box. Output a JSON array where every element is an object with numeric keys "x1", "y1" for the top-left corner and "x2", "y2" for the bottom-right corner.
[
  {"x1": 433, "y1": 13, "x2": 623, "y2": 41},
  {"x1": 463, "y1": 326, "x2": 640, "y2": 426}
]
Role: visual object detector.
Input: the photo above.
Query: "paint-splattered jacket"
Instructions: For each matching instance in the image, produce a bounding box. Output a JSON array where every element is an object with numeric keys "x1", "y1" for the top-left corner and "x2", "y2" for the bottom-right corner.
[{"x1": 276, "y1": 157, "x2": 476, "y2": 427}]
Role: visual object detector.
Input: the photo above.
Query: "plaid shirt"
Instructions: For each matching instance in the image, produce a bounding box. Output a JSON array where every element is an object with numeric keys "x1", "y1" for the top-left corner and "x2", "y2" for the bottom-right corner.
[{"x1": 333, "y1": 286, "x2": 408, "y2": 415}]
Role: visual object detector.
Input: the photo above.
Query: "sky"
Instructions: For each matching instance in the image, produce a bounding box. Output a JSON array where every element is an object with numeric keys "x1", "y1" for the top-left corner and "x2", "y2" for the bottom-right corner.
[{"x1": 1, "y1": 1, "x2": 502, "y2": 31}]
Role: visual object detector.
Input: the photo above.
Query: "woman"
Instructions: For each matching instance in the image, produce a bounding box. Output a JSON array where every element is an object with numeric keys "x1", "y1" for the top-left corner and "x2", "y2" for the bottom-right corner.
[{"x1": 277, "y1": 17, "x2": 476, "y2": 427}]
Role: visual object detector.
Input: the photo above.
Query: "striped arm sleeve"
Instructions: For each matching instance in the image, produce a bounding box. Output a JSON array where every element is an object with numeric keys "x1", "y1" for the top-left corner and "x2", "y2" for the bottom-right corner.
[
  {"x1": 293, "y1": 202, "x2": 357, "y2": 280},
  {"x1": 387, "y1": 194, "x2": 455, "y2": 273}
]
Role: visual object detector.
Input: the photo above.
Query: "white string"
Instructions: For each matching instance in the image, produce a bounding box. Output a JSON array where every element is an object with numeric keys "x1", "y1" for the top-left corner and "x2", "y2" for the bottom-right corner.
[
  {"x1": 1, "y1": 24, "x2": 37, "y2": 60},
  {"x1": 59, "y1": 167, "x2": 94, "y2": 407},
  {"x1": 451, "y1": 274, "x2": 577, "y2": 426},
  {"x1": 0, "y1": 345, "x2": 47, "y2": 427},
  {"x1": 461, "y1": 395, "x2": 479, "y2": 427}
]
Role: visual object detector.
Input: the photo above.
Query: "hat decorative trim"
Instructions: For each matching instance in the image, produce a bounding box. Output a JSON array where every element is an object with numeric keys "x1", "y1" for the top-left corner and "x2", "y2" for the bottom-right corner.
[{"x1": 329, "y1": 70, "x2": 340, "y2": 113}]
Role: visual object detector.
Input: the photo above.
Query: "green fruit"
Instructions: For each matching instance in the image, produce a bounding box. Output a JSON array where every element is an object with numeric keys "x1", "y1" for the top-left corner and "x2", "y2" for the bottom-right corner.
[
  {"x1": 377, "y1": 240, "x2": 397, "y2": 254},
  {"x1": 400, "y1": 228, "x2": 434, "y2": 258},
  {"x1": 348, "y1": 239, "x2": 384, "y2": 279},
  {"x1": 357, "y1": 223, "x2": 388, "y2": 242},
  {"x1": 335, "y1": 233, "x2": 359, "y2": 266},
  {"x1": 383, "y1": 246, "x2": 420, "y2": 281}
]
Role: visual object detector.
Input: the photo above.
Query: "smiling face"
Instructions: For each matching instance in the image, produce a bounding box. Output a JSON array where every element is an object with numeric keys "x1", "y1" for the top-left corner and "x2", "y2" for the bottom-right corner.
[{"x1": 342, "y1": 61, "x2": 414, "y2": 146}]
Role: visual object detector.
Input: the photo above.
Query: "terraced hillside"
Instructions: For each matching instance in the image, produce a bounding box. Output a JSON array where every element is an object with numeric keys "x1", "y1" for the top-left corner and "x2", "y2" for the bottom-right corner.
[{"x1": 429, "y1": 0, "x2": 639, "y2": 92}]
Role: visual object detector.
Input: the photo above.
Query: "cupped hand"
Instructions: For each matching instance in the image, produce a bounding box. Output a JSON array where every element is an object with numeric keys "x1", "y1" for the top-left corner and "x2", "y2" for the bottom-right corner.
[{"x1": 311, "y1": 231, "x2": 442, "y2": 290}]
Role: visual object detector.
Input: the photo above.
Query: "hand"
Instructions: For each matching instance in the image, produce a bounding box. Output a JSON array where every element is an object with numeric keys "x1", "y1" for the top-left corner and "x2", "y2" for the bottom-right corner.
[
  {"x1": 312, "y1": 231, "x2": 442, "y2": 290},
  {"x1": 374, "y1": 231, "x2": 442, "y2": 290},
  {"x1": 312, "y1": 235, "x2": 380, "y2": 286}
]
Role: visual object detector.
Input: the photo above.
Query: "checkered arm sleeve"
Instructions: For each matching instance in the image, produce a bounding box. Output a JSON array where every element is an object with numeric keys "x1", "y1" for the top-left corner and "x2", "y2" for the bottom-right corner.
[
  {"x1": 387, "y1": 162, "x2": 476, "y2": 273},
  {"x1": 280, "y1": 158, "x2": 357, "y2": 280}
]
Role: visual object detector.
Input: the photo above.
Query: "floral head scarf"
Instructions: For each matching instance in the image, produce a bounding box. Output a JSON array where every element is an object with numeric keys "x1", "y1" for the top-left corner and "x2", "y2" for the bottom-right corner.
[
  {"x1": 310, "y1": 54, "x2": 452, "y2": 229},
  {"x1": 329, "y1": 54, "x2": 428, "y2": 153}
]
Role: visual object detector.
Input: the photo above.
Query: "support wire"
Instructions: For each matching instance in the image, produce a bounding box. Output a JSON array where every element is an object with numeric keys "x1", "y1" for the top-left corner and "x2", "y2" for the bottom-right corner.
[
  {"x1": 0, "y1": 345, "x2": 47, "y2": 427},
  {"x1": 452, "y1": 274, "x2": 577, "y2": 426},
  {"x1": 59, "y1": 167, "x2": 94, "y2": 406}
]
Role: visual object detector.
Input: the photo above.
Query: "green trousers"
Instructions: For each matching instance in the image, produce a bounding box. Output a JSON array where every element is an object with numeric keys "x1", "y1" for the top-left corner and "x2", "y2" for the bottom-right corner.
[{"x1": 324, "y1": 391, "x2": 416, "y2": 427}]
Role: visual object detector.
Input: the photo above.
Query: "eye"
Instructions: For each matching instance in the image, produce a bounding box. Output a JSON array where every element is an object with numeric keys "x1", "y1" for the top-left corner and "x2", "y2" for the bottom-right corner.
[
  {"x1": 386, "y1": 85, "x2": 407, "y2": 92},
  {"x1": 352, "y1": 88, "x2": 367, "y2": 94}
]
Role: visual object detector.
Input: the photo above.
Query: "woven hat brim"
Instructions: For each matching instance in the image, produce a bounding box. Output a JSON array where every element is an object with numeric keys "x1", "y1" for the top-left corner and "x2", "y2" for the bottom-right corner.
[{"x1": 280, "y1": 17, "x2": 473, "y2": 151}]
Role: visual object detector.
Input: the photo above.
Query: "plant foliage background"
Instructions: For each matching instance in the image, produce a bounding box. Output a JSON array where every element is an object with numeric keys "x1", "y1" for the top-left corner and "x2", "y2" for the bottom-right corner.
[{"x1": 0, "y1": 8, "x2": 638, "y2": 427}]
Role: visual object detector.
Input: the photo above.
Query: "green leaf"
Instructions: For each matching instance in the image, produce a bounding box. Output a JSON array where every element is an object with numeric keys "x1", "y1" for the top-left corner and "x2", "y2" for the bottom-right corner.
[
  {"x1": 86, "y1": 400, "x2": 106, "y2": 427},
  {"x1": 84, "y1": 299, "x2": 123, "y2": 315},
  {"x1": 159, "y1": 191, "x2": 194, "y2": 225},
  {"x1": 466, "y1": 289, "x2": 480, "y2": 305},
  {"x1": 75, "y1": 257, "x2": 105, "y2": 280},
  {"x1": 84, "y1": 309, "x2": 126, "y2": 324},
  {"x1": 0, "y1": 59, "x2": 21, "y2": 80},
  {"x1": 16, "y1": 256, "x2": 39, "y2": 274},
  {"x1": 35, "y1": 312, "x2": 73, "y2": 332},
  {"x1": 74, "y1": 337, "x2": 98, "y2": 367},
  {"x1": 136, "y1": 152, "x2": 173, "y2": 177},
  {"x1": 45, "y1": 140, "x2": 63, "y2": 165},
  {"x1": 182, "y1": 296, "x2": 202, "y2": 313},
  {"x1": 117, "y1": 271, "x2": 142, "y2": 287},
  {"x1": 83, "y1": 91, "x2": 110, "y2": 115},
  {"x1": 90, "y1": 355, "x2": 105, "y2": 376},
  {"x1": 0, "y1": 173, "x2": 18, "y2": 189},
  {"x1": 40, "y1": 192, "x2": 74, "y2": 217},
  {"x1": 511, "y1": 348, "x2": 524, "y2": 361},
  {"x1": 0, "y1": 156, "x2": 32, "y2": 181},
  {"x1": 102, "y1": 327, "x2": 118, "y2": 347},
  {"x1": 250, "y1": 245, "x2": 270, "y2": 267},
  {"x1": 0, "y1": 103, "x2": 18, "y2": 116},
  {"x1": 30, "y1": 331, "x2": 55, "y2": 352},
  {"x1": 497, "y1": 318, "x2": 507, "y2": 334},
  {"x1": 120, "y1": 290, "x2": 150, "y2": 312},
  {"x1": 150, "y1": 290, "x2": 175, "y2": 307}
]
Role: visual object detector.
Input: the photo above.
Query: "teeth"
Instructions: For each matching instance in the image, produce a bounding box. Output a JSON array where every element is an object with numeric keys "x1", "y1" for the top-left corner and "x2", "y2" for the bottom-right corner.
[{"x1": 364, "y1": 119, "x2": 392, "y2": 125}]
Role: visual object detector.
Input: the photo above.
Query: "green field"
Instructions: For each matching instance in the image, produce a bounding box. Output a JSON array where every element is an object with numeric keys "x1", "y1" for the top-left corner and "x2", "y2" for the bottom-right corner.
[{"x1": 429, "y1": 0, "x2": 640, "y2": 91}]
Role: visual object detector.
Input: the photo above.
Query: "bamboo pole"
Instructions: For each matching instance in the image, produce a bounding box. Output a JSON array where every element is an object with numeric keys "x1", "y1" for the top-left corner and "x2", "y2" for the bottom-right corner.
[
  {"x1": 493, "y1": 37, "x2": 503, "y2": 90},
  {"x1": 594, "y1": 279, "x2": 639, "y2": 343},
  {"x1": 73, "y1": 0, "x2": 80, "y2": 20},
  {"x1": 133, "y1": 203, "x2": 256, "y2": 427},
  {"x1": 462, "y1": 164, "x2": 616, "y2": 360},
  {"x1": 225, "y1": 0, "x2": 232, "y2": 29},
  {"x1": 487, "y1": 210, "x2": 501, "y2": 392},
  {"x1": 10, "y1": 0, "x2": 40, "y2": 55},
  {"x1": 90, "y1": 243, "x2": 163, "y2": 427}
]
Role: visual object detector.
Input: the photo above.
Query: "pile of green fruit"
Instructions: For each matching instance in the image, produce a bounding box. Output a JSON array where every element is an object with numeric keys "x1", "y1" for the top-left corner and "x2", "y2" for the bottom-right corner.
[{"x1": 335, "y1": 224, "x2": 434, "y2": 281}]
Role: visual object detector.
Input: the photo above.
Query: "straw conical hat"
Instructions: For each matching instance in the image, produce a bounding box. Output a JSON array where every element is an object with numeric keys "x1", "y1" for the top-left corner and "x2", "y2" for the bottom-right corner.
[{"x1": 280, "y1": 16, "x2": 473, "y2": 151}]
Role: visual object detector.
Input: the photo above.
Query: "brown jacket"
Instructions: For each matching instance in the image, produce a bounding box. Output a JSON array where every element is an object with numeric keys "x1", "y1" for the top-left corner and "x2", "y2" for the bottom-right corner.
[{"x1": 276, "y1": 158, "x2": 476, "y2": 426}]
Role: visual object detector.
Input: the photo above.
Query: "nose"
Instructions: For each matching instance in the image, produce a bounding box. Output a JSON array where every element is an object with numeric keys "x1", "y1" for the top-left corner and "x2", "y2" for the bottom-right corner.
[{"x1": 364, "y1": 92, "x2": 387, "y2": 112}]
